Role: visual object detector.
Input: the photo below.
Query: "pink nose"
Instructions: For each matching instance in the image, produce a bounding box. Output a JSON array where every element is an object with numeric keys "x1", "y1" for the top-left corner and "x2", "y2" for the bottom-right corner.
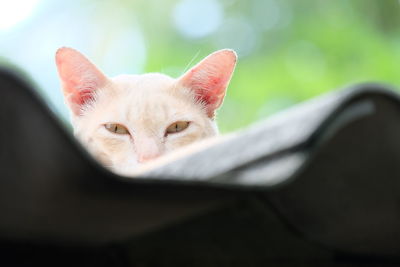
[
  {"x1": 137, "y1": 153, "x2": 161, "y2": 163},
  {"x1": 136, "y1": 136, "x2": 162, "y2": 163}
]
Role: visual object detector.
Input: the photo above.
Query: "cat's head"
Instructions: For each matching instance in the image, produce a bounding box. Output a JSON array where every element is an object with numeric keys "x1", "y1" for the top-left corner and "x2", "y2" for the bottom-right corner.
[{"x1": 55, "y1": 47, "x2": 236, "y2": 174}]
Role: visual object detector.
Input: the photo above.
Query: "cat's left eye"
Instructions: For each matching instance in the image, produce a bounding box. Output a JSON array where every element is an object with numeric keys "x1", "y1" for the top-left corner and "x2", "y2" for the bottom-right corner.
[
  {"x1": 165, "y1": 121, "x2": 190, "y2": 135},
  {"x1": 104, "y1": 123, "x2": 130, "y2": 135}
]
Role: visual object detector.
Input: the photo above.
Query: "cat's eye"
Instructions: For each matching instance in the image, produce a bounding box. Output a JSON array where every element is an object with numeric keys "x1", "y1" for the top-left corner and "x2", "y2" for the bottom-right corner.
[
  {"x1": 104, "y1": 123, "x2": 130, "y2": 135},
  {"x1": 165, "y1": 121, "x2": 190, "y2": 135}
]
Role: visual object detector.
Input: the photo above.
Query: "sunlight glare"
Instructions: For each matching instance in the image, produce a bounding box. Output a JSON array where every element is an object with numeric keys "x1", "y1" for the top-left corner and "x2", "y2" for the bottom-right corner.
[
  {"x1": 173, "y1": 0, "x2": 223, "y2": 39},
  {"x1": 0, "y1": 0, "x2": 41, "y2": 30}
]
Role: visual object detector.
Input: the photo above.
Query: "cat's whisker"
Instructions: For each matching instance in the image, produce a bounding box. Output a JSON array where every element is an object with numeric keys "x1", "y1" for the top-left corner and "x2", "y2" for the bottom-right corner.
[{"x1": 180, "y1": 50, "x2": 201, "y2": 76}]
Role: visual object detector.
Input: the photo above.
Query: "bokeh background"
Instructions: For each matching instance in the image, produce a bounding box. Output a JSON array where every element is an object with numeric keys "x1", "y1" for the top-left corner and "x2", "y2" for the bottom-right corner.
[{"x1": 1, "y1": 0, "x2": 400, "y2": 133}]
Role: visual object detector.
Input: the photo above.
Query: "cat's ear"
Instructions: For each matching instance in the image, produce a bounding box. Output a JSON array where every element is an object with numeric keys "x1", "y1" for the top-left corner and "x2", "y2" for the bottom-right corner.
[
  {"x1": 55, "y1": 47, "x2": 108, "y2": 116},
  {"x1": 178, "y1": 49, "x2": 237, "y2": 118}
]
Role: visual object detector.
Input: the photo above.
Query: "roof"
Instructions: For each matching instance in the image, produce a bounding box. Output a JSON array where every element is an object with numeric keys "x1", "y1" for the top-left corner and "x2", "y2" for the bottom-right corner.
[{"x1": 1, "y1": 67, "x2": 399, "y2": 264}]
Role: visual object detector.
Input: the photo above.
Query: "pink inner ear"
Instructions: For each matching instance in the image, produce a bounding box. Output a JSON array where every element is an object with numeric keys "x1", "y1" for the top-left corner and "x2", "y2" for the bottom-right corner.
[
  {"x1": 178, "y1": 49, "x2": 237, "y2": 117},
  {"x1": 56, "y1": 47, "x2": 107, "y2": 116}
]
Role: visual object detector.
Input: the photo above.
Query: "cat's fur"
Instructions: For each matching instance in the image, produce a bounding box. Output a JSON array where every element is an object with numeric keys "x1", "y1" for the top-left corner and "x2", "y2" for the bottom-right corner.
[{"x1": 56, "y1": 47, "x2": 237, "y2": 175}]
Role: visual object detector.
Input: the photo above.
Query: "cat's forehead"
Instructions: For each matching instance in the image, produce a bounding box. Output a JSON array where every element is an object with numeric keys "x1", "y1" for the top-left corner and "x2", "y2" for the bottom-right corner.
[
  {"x1": 110, "y1": 73, "x2": 176, "y2": 93},
  {"x1": 94, "y1": 73, "x2": 201, "y2": 127},
  {"x1": 106, "y1": 73, "x2": 195, "y2": 110}
]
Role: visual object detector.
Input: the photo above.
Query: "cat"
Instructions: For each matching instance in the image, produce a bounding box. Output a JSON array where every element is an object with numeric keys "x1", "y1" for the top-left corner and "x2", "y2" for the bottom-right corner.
[{"x1": 55, "y1": 47, "x2": 237, "y2": 175}]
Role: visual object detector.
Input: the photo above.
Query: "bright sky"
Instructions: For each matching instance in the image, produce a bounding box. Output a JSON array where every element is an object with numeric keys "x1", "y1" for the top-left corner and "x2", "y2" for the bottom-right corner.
[{"x1": 0, "y1": 0, "x2": 41, "y2": 30}]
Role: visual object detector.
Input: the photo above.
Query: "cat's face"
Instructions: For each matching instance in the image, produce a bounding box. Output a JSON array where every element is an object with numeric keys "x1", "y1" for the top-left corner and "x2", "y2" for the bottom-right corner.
[{"x1": 56, "y1": 48, "x2": 236, "y2": 174}]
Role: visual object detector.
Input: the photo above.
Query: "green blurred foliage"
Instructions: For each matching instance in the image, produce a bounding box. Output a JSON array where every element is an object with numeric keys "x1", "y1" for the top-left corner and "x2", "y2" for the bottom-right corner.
[
  {"x1": 2, "y1": 0, "x2": 400, "y2": 133},
  {"x1": 117, "y1": 0, "x2": 400, "y2": 132}
]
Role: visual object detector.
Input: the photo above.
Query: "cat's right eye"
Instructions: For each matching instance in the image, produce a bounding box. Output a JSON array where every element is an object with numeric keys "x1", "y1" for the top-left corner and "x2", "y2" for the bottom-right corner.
[
  {"x1": 104, "y1": 123, "x2": 130, "y2": 135},
  {"x1": 165, "y1": 121, "x2": 190, "y2": 136}
]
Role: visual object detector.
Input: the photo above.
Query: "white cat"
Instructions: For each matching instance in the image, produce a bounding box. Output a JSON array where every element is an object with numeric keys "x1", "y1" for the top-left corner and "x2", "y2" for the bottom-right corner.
[{"x1": 55, "y1": 47, "x2": 237, "y2": 175}]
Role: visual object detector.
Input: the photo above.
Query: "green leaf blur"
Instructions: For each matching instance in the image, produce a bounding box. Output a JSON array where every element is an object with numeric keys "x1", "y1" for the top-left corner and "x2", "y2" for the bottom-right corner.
[
  {"x1": 1, "y1": 0, "x2": 400, "y2": 133},
  {"x1": 129, "y1": 0, "x2": 400, "y2": 132}
]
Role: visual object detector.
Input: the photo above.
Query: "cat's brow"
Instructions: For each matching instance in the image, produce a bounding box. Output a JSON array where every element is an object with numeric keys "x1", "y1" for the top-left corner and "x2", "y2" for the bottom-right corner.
[{"x1": 161, "y1": 103, "x2": 170, "y2": 120}]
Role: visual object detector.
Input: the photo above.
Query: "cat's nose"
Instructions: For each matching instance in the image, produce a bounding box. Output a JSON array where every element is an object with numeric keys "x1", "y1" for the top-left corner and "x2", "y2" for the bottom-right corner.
[
  {"x1": 137, "y1": 153, "x2": 160, "y2": 163},
  {"x1": 136, "y1": 136, "x2": 162, "y2": 163}
]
